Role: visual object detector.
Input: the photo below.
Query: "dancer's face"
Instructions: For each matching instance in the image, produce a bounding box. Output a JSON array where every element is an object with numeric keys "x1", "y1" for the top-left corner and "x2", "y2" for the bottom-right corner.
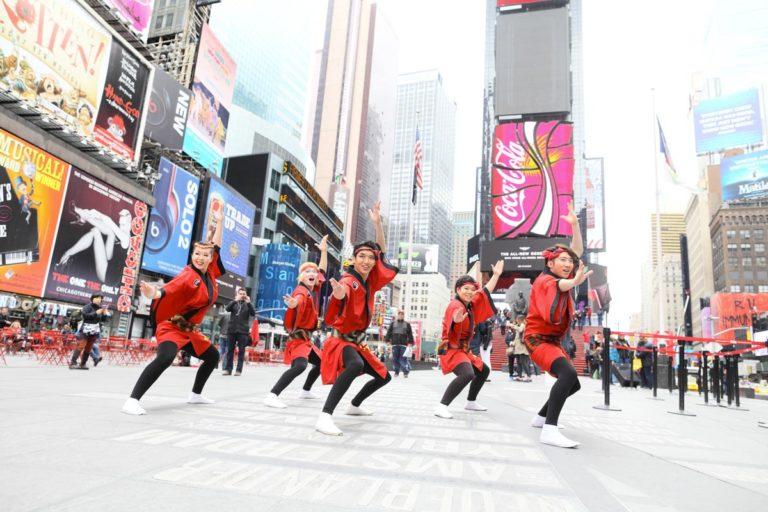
[
  {"x1": 457, "y1": 283, "x2": 477, "y2": 304},
  {"x1": 191, "y1": 245, "x2": 213, "y2": 272},
  {"x1": 353, "y1": 249, "x2": 376, "y2": 279},
  {"x1": 92, "y1": 296, "x2": 103, "y2": 306},
  {"x1": 547, "y1": 254, "x2": 574, "y2": 279},
  {"x1": 300, "y1": 266, "x2": 319, "y2": 288}
]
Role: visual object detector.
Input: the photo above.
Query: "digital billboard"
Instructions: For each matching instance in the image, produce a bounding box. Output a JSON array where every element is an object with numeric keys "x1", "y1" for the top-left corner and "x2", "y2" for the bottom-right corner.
[
  {"x1": 145, "y1": 69, "x2": 191, "y2": 150},
  {"x1": 255, "y1": 243, "x2": 301, "y2": 322},
  {"x1": 584, "y1": 157, "x2": 606, "y2": 251},
  {"x1": 397, "y1": 242, "x2": 439, "y2": 274},
  {"x1": 142, "y1": 158, "x2": 200, "y2": 276},
  {"x1": 93, "y1": 41, "x2": 151, "y2": 161},
  {"x1": 0, "y1": 129, "x2": 71, "y2": 297},
  {"x1": 44, "y1": 169, "x2": 147, "y2": 312},
  {"x1": 198, "y1": 173, "x2": 256, "y2": 299},
  {"x1": 498, "y1": 0, "x2": 551, "y2": 6},
  {"x1": 103, "y1": 0, "x2": 154, "y2": 41},
  {"x1": 693, "y1": 89, "x2": 763, "y2": 154},
  {"x1": 183, "y1": 24, "x2": 237, "y2": 174},
  {"x1": 0, "y1": 0, "x2": 112, "y2": 139},
  {"x1": 720, "y1": 149, "x2": 768, "y2": 202},
  {"x1": 495, "y1": 8, "x2": 571, "y2": 116},
  {"x1": 588, "y1": 263, "x2": 611, "y2": 310},
  {"x1": 480, "y1": 237, "x2": 568, "y2": 273},
  {"x1": 491, "y1": 121, "x2": 574, "y2": 239}
]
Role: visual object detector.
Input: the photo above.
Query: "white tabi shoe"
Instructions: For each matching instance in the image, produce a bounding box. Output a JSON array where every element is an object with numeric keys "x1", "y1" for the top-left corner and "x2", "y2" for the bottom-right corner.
[
  {"x1": 263, "y1": 393, "x2": 288, "y2": 408},
  {"x1": 531, "y1": 415, "x2": 565, "y2": 429},
  {"x1": 315, "y1": 412, "x2": 343, "y2": 436},
  {"x1": 434, "y1": 404, "x2": 454, "y2": 419},
  {"x1": 346, "y1": 404, "x2": 373, "y2": 416},
  {"x1": 121, "y1": 398, "x2": 146, "y2": 415},
  {"x1": 539, "y1": 425, "x2": 580, "y2": 448},
  {"x1": 187, "y1": 393, "x2": 215, "y2": 405},
  {"x1": 465, "y1": 401, "x2": 488, "y2": 412},
  {"x1": 298, "y1": 390, "x2": 318, "y2": 399}
]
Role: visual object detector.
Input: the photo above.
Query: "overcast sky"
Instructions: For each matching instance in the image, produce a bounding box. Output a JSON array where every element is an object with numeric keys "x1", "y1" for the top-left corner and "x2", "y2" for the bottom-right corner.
[{"x1": 304, "y1": 0, "x2": 722, "y2": 327}]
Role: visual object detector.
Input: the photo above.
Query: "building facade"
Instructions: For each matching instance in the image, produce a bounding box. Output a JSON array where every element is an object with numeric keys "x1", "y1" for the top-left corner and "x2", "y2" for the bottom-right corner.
[
  {"x1": 710, "y1": 204, "x2": 768, "y2": 295},
  {"x1": 388, "y1": 70, "x2": 456, "y2": 279},
  {"x1": 684, "y1": 193, "x2": 716, "y2": 336},
  {"x1": 391, "y1": 273, "x2": 451, "y2": 354},
  {"x1": 642, "y1": 213, "x2": 686, "y2": 331},
  {"x1": 450, "y1": 211, "x2": 475, "y2": 287},
  {"x1": 311, "y1": 0, "x2": 398, "y2": 246}
]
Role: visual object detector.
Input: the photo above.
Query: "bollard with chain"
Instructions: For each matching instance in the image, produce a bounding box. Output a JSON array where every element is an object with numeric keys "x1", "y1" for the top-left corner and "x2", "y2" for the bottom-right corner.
[
  {"x1": 698, "y1": 351, "x2": 718, "y2": 407},
  {"x1": 720, "y1": 354, "x2": 749, "y2": 411},
  {"x1": 648, "y1": 345, "x2": 664, "y2": 400},
  {"x1": 594, "y1": 328, "x2": 621, "y2": 412},
  {"x1": 669, "y1": 340, "x2": 695, "y2": 416}
]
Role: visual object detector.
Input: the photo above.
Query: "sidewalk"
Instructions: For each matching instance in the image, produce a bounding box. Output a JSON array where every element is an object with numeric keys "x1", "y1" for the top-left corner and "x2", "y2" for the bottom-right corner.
[{"x1": 1, "y1": 358, "x2": 767, "y2": 511}]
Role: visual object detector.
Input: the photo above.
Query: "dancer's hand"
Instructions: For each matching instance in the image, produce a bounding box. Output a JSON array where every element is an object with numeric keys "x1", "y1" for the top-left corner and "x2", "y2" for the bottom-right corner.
[
  {"x1": 139, "y1": 281, "x2": 158, "y2": 300},
  {"x1": 368, "y1": 201, "x2": 381, "y2": 224},
  {"x1": 573, "y1": 261, "x2": 593, "y2": 285},
  {"x1": 283, "y1": 294, "x2": 299, "y2": 309},
  {"x1": 329, "y1": 278, "x2": 346, "y2": 299},
  {"x1": 560, "y1": 200, "x2": 578, "y2": 226},
  {"x1": 452, "y1": 309, "x2": 468, "y2": 324},
  {"x1": 492, "y1": 259, "x2": 504, "y2": 276},
  {"x1": 315, "y1": 235, "x2": 328, "y2": 252}
]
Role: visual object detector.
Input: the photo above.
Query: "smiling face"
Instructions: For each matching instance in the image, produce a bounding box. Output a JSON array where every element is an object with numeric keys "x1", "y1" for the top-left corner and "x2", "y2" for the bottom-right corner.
[
  {"x1": 191, "y1": 243, "x2": 213, "y2": 272},
  {"x1": 547, "y1": 253, "x2": 575, "y2": 279},
  {"x1": 457, "y1": 283, "x2": 477, "y2": 304},
  {"x1": 353, "y1": 249, "x2": 376, "y2": 279},
  {"x1": 300, "y1": 265, "x2": 319, "y2": 288}
]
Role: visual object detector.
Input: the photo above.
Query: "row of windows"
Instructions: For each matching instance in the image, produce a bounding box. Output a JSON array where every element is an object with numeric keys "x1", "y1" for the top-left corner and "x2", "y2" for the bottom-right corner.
[
  {"x1": 726, "y1": 229, "x2": 765, "y2": 239},
  {"x1": 725, "y1": 243, "x2": 766, "y2": 253},
  {"x1": 730, "y1": 285, "x2": 768, "y2": 293},
  {"x1": 154, "y1": 13, "x2": 175, "y2": 30}
]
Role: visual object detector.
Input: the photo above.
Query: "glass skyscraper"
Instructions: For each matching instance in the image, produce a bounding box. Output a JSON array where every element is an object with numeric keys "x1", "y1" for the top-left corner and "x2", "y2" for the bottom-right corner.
[{"x1": 388, "y1": 70, "x2": 456, "y2": 279}]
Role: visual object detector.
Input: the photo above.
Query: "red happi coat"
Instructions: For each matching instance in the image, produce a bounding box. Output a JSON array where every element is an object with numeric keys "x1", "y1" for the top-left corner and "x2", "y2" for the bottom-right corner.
[
  {"x1": 320, "y1": 252, "x2": 398, "y2": 384},
  {"x1": 283, "y1": 271, "x2": 325, "y2": 364},
  {"x1": 150, "y1": 246, "x2": 226, "y2": 356},
  {"x1": 524, "y1": 270, "x2": 574, "y2": 340},
  {"x1": 439, "y1": 288, "x2": 497, "y2": 374}
]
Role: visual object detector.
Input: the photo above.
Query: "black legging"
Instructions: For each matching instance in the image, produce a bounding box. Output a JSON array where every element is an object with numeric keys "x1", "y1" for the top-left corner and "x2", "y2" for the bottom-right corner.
[
  {"x1": 537, "y1": 357, "x2": 581, "y2": 425},
  {"x1": 130, "y1": 341, "x2": 219, "y2": 400},
  {"x1": 271, "y1": 349, "x2": 322, "y2": 395},
  {"x1": 440, "y1": 362, "x2": 490, "y2": 406},
  {"x1": 322, "y1": 345, "x2": 391, "y2": 414}
]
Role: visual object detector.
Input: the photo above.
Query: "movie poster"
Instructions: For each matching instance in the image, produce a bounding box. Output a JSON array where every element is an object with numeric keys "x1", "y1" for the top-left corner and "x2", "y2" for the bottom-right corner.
[
  {"x1": 0, "y1": 129, "x2": 70, "y2": 296},
  {"x1": 44, "y1": 169, "x2": 147, "y2": 311},
  {"x1": 0, "y1": 0, "x2": 112, "y2": 138},
  {"x1": 93, "y1": 41, "x2": 150, "y2": 161}
]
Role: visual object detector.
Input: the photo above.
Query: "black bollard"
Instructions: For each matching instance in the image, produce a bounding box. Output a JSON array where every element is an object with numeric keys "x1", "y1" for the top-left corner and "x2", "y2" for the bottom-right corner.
[
  {"x1": 726, "y1": 356, "x2": 733, "y2": 406},
  {"x1": 667, "y1": 350, "x2": 674, "y2": 394},
  {"x1": 648, "y1": 345, "x2": 664, "y2": 400},
  {"x1": 734, "y1": 355, "x2": 741, "y2": 408},
  {"x1": 594, "y1": 328, "x2": 621, "y2": 411},
  {"x1": 698, "y1": 351, "x2": 717, "y2": 407},
  {"x1": 712, "y1": 356, "x2": 721, "y2": 405},
  {"x1": 720, "y1": 354, "x2": 749, "y2": 411},
  {"x1": 669, "y1": 341, "x2": 695, "y2": 416},
  {"x1": 629, "y1": 349, "x2": 635, "y2": 389}
]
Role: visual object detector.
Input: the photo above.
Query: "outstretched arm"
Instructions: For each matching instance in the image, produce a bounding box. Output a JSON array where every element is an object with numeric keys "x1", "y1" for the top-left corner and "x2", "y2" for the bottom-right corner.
[
  {"x1": 209, "y1": 207, "x2": 224, "y2": 247},
  {"x1": 561, "y1": 200, "x2": 583, "y2": 257},
  {"x1": 316, "y1": 235, "x2": 328, "y2": 273},
  {"x1": 369, "y1": 201, "x2": 385, "y2": 250},
  {"x1": 484, "y1": 260, "x2": 504, "y2": 293}
]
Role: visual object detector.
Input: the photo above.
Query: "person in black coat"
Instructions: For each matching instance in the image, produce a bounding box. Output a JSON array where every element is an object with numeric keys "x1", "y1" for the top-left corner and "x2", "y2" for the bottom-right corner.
[
  {"x1": 222, "y1": 287, "x2": 256, "y2": 376},
  {"x1": 69, "y1": 294, "x2": 109, "y2": 370}
]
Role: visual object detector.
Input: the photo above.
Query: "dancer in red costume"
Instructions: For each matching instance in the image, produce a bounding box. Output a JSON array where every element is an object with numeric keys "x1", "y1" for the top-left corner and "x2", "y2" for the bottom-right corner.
[
  {"x1": 122, "y1": 207, "x2": 225, "y2": 415},
  {"x1": 434, "y1": 260, "x2": 504, "y2": 419},
  {"x1": 315, "y1": 201, "x2": 397, "y2": 435},
  {"x1": 524, "y1": 201, "x2": 591, "y2": 448},
  {"x1": 263, "y1": 235, "x2": 328, "y2": 408}
]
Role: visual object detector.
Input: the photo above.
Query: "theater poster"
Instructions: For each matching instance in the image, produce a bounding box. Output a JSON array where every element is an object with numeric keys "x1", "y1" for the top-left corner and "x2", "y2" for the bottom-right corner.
[
  {"x1": 44, "y1": 169, "x2": 147, "y2": 311},
  {"x1": 93, "y1": 41, "x2": 150, "y2": 161},
  {"x1": 0, "y1": 129, "x2": 70, "y2": 296}
]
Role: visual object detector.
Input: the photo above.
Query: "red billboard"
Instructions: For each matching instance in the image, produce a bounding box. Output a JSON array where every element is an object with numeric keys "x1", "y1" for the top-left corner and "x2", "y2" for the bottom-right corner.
[
  {"x1": 491, "y1": 121, "x2": 574, "y2": 239},
  {"x1": 710, "y1": 293, "x2": 768, "y2": 340}
]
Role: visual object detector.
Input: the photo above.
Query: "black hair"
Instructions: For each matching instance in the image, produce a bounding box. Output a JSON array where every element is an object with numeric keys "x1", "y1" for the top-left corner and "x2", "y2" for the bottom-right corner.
[
  {"x1": 90, "y1": 293, "x2": 103, "y2": 301},
  {"x1": 353, "y1": 241, "x2": 380, "y2": 255},
  {"x1": 454, "y1": 275, "x2": 478, "y2": 291}
]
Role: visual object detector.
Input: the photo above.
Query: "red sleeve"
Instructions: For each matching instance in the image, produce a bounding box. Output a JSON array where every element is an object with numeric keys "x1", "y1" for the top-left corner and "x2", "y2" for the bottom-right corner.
[
  {"x1": 207, "y1": 245, "x2": 226, "y2": 281},
  {"x1": 441, "y1": 300, "x2": 464, "y2": 342},
  {"x1": 324, "y1": 281, "x2": 353, "y2": 325},
  {"x1": 250, "y1": 319, "x2": 259, "y2": 340},
  {"x1": 151, "y1": 268, "x2": 195, "y2": 324},
  {"x1": 367, "y1": 252, "x2": 399, "y2": 292},
  {"x1": 534, "y1": 274, "x2": 561, "y2": 324},
  {"x1": 471, "y1": 287, "x2": 498, "y2": 323}
]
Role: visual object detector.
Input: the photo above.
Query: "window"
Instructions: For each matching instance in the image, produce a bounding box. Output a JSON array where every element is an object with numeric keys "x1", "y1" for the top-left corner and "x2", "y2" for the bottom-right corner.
[
  {"x1": 727, "y1": 230, "x2": 736, "y2": 239},
  {"x1": 266, "y1": 199, "x2": 277, "y2": 221},
  {"x1": 742, "y1": 257, "x2": 752, "y2": 267},
  {"x1": 154, "y1": 15, "x2": 164, "y2": 29},
  {"x1": 728, "y1": 256, "x2": 738, "y2": 267},
  {"x1": 759, "y1": 285, "x2": 768, "y2": 293},
  {"x1": 730, "y1": 285, "x2": 741, "y2": 292},
  {"x1": 741, "y1": 244, "x2": 751, "y2": 251},
  {"x1": 270, "y1": 170, "x2": 281, "y2": 191},
  {"x1": 757, "y1": 257, "x2": 767, "y2": 267},
  {"x1": 755, "y1": 229, "x2": 764, "y2": 239},
  {"x1": 264, "y1": 228, "x2": 274, "y2": 240},
  {"x1": 727, "y1": 244, "x2": 738, "y2": 254},
  {"x1": 740, "y1": 230, "x2": 750, "y2": 239},
  {"x1": 744, "y1": 285, "x2": 755, "y2": 293},
  {"x1": 756, "y1": 243, "x2": 765, "y2": 253},
  {"x1": 164, "y1": 13, "x2": 174, "y2": 28}
]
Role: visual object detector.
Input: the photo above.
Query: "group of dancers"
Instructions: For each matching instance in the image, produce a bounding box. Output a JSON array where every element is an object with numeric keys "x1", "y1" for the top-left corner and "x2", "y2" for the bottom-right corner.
[{"x1": 121, "y1": 200, "x2": 590, "y2": 449}]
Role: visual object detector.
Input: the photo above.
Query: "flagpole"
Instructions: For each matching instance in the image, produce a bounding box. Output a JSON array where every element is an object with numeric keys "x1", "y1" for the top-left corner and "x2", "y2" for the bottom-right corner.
[
  {"x1": 402, "y1": 113, "x2": 419, "y2": 313},
  {"x1": 652, "y1": 88, "x2": 665, "y2": 332}
]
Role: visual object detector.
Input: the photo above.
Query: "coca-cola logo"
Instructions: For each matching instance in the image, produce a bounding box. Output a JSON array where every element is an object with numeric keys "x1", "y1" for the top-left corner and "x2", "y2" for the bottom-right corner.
[
  {"x1": 494, "y1": 137, "x2": 526, "y2": 168},
  {"x1": 493, "y1": 166, "x2": 528, "y2": 229}
]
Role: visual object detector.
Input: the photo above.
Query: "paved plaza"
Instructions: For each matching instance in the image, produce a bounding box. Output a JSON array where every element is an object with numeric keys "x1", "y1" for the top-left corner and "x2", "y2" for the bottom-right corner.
[{"x1": 2, "y1": 358, "x2": 768, "y2": 512}]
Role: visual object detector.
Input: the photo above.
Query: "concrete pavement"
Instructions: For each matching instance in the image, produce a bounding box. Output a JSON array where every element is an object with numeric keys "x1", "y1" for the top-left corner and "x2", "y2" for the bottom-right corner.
[{"x1": 1, "y1": 356, "x2": 767, "y2": 512}]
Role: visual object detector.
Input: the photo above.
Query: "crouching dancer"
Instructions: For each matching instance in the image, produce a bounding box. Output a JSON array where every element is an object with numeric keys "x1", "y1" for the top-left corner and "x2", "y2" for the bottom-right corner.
[
  {"x1": 315, "y1": 202, "x2": 397, "y2": 436},
  {"x1": 434, "y1": 260, "x2": 503, "y2": 419}
]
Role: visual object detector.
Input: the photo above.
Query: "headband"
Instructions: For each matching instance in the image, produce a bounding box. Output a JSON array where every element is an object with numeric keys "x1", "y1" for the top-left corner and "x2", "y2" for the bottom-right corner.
[
  {"x1": 353, "y1": 241, "x2": 380, "y2": 259},
  {"x1": 542, "y1": 247, "x2": 568, "y2": 261},
  {"x1": 454, "y1": 275, "x2": 479, "y2": 291}
]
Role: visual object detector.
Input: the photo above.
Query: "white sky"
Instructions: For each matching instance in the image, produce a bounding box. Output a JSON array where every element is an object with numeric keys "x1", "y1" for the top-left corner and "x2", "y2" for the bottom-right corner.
[{"x1": 306, "y1": 0, "x2": 721, "y2": 327}]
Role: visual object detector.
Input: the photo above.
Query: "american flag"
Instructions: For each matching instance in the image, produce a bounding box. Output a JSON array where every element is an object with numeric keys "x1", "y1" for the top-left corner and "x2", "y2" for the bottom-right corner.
[{"x1": 411, "y1": 127, "x2": 423, "y2": 205}]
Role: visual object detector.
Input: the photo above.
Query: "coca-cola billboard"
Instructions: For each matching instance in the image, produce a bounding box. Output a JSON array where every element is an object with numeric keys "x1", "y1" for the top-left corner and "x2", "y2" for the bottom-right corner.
[{"x1": 491, "y1": 121, "x2": 574, "y2": 239}]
